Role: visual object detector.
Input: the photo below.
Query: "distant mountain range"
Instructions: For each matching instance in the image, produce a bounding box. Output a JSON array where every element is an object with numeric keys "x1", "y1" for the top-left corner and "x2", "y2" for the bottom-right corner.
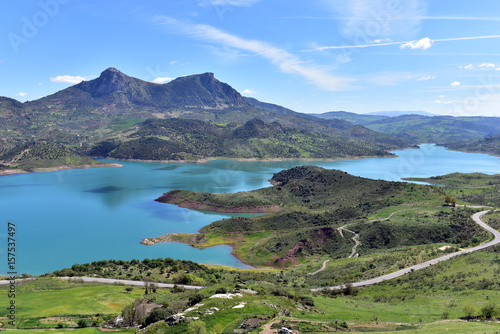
[
  {"x1": 0, "y1": 68, "x2": 412, "y2": 162},
  {"x1": 311, "y1": 111, "x2": 500, "y2": 144},
  {"x1": 366, "y1": 110, "x2": 436, "y2": 117}
]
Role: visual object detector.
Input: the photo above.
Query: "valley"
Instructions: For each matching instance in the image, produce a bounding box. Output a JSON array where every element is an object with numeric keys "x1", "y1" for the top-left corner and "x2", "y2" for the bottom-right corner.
[{"x1": 1, "y1": 70, "x2": 500, "y2": 333}]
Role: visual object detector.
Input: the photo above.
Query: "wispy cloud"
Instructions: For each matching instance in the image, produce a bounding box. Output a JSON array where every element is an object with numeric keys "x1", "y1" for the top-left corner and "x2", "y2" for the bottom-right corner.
[
  {"x1": 16, "y1": 92, "x2": 27, "y2": 97},
  {"x1": 50, "y1": 75, "x2": 91, "y2": 84},
  {"x1": 450, "y1": 81, "x2": 461, "y2": 87},
  {"x1": 418, "y1": 75, "x2": 435, "y2": 81},
  {"x1": 420, "y1": 16, "x2": 500, "y2": 21},
  {"x1": 199, "y1": 0, "x2": 260, "y2": 7},
  {"x1": 152, "y1": 77, "x2": 174, "y2": 84},
  {"x1": 434, "y1": 99, "x2": 452, "y2": 104},
  {"x1": 459, "y1": 64, "x2": 474, "y2": 70},
  {"x1": 401, "y1": 37, "x2": 433, "y2": 50},
  {"x1": 325, "y1": 0, "x2": 426, "y2": 40},
  {"x1": 278, "y1": 16, "x2": 500, "y2": 22},
  {"x1": 153, "y1": 16, "x2": 353, "y2": 91},
  {"x1": 366, "y1": 72, "x2": 415, "y2": 86},
  {"x1": 306, "y1": 35, "x2": 500, "y2": 52}
]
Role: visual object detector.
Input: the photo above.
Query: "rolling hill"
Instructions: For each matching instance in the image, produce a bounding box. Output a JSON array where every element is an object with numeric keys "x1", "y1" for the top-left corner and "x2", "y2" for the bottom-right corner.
[
  {"x1": 445, "y1": 134, "x2": 500, "y2": 156},
  {"x1": 312, "y1": 112, "x2": 500, "y2": 144},
  {"x1": 151, "y1": 166, "x2": 488, "y2": 267},
  {"x1": 0, "y1": 140, "x2": 114, "y2": 172},
  {"x1": 85, "y1": 118, "x2": 391, "y2": 161}
]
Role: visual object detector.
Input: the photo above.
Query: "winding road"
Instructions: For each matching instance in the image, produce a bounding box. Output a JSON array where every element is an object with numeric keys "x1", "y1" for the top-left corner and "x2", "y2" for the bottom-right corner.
[
  {"x1": 0, "y1": 276, "x2": 203, "y2": 290},
  {"x1": 2, "y1": 211, "x2": 498, "y2": 293},
  {"x1": 312, "y1": 210, "x2": 500, "y2": 291},
  {"x1": 307, "y1": 260, "x2": 330, "y2": 275}
]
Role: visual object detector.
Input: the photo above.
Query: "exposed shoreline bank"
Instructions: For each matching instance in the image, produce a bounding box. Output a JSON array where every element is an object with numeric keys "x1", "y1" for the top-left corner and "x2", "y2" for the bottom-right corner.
[
  {"x1": 0, "y1": 162, "x2": 122, "y2": 177},
  {"x1": 93, "y1": 153, "x2": 398, "y2": 165}
]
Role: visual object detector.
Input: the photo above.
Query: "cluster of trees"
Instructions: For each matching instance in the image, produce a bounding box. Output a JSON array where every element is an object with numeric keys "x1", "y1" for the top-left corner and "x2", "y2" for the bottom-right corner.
[
  {"x1": 49, "y1": 258, "x2": 220, "y2": 284},
  {"x1": 462, "y1": 302, "x2": 499, "y2": 319}
]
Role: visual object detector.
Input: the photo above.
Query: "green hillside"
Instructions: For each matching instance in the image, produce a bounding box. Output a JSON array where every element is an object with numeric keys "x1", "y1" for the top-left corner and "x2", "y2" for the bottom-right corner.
[
  {"x1": 445, "y1": 134, "x2": 500, "y2": 156},
  {"x1": 0, "y1": 68, "x2": 411, "y2": 157},
  {"x1": 312, "y1": 112, "x2": 500, "y2": 144},
  {"x1": 405, "y1": 172, "x2": 500, "y2": 207},
  {"x1": 152, "y1": 166, "x2": 489, "y2": 268},
  {"x1": 85, "y1": 118, "x2": 391, "y2": 161},
  {"x1": 0, "y1": 140, "x2": 112, "y2": 172}
]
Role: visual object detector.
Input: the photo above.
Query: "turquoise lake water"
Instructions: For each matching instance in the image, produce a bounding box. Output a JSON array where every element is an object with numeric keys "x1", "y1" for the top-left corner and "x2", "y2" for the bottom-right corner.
[{"x1": 1, "y1": 144, "x2": 499, "y2": 275}]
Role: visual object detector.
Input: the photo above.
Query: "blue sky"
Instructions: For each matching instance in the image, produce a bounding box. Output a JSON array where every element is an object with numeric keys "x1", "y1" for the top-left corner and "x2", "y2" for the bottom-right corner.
[{"x1": 1, "y1": 0, "x2": 500, "y2": 115}]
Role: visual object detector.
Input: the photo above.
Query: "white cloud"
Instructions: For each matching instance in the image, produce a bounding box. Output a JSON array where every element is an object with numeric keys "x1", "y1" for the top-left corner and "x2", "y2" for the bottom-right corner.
[
  {"x1": 169, "y1": 61, "x2": 178, "y2": 65},
  {"x1": 367, "y1": 72, "x2": 415, "y2": 86},
  {"x1": 479, "y1": 63, "x2": 495, "y2": 69},
  {"x1": 241, "y1": 88, "x2": 256, "y2": 95},
  {"x1": 154, "y1": 16, "x2": 353, "y2": 91},
  {"x1": 16, "y1": 92, "x2": 27, "y2": 97},
  {"x1": 438, "y1": 95, "x2": 446, "y2": 98},
  {"x1": 459, "y1": 64, "x2": 474, "y2": 70},
  {"x1": 497, "y1": 67, "x2": 500, "y2": 71},
  {"x1": 38, "y1": 82, "x2": 43, "y2": 86},
  {"x1": 50, "y1": 75, "x2": 90, "y2": 84},
  {"x1": 372, "y1": 38, "x2": 391, "y2": 44},
  {"x1": 152, "y1": 77, "x2": 174, "y2": 84},
  {"x1": 200, "y1": 0, "x2": 260, "y2": 7},
  {"x1": 417, "y1": 75, "x2": 435, "y2": 81},
  {"x1": 434, "y1": 99, "x2": 452, "y2": 104},
  {"x1": 450, "y1": 81, "x2": 461, "y2": 87},
  {"x1": 401, "y1": 37, "x2": 433, "y2": 50}
]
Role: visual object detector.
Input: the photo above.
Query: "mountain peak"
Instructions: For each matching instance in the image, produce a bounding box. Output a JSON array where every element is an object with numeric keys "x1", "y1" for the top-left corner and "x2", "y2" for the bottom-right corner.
[
  {"x1": 102, "y1": 67, "x2": 122, "y2": 74},
  {"x1": 78, "y1": 67, "x2": 132, "y2": 98},
  {"x1": 166, "y1": 72, "x2": 251, "y2": 108}
]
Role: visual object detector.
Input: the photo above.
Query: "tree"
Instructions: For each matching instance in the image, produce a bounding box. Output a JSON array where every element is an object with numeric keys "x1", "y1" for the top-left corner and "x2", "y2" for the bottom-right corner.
[
  {"x1": 134, "y1": 299, "x2": 146, "y2": 324},
  {"x1": 188, "y1": 293, "x2": 204, "y2": 306},
  {"x1": 77, "y1": 319, "x2": 89, "y2": 328},
  {"x1": 445, "y1": 195, "x2": 456, "y2": 207},
  {"x1": 122, "y1": 303, "x2": 135, "y2": 326},
  {"x1": 142, "y1": 307, "x2": 174, "y2": 327},
  {"x1": 462, "y1": 303, "x2": 477, "y2": 319},
  {"x1": 187, "y1": 320, "x2": 207, "y2": 334},
  {"x1": 480, "y1": 302, "x2": 498, "y2": 319}
]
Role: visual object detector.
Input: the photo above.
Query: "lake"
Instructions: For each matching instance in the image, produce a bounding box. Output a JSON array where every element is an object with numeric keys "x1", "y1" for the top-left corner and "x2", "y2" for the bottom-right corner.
[{"x1": 1, "y1": 144, "x2": 499, "y2": 275}]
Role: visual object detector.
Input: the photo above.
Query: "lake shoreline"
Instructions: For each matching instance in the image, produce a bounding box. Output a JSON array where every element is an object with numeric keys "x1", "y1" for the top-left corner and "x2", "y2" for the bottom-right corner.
[
  {"x1": 0, "y1": 162, "x2": 122, "y2": 177},
  {"x1": 140, "y1": 234, "x2": 256, "y2": 269},
  {"x1": 94, "y1": 153, "x2": 398, "y2": 164}
]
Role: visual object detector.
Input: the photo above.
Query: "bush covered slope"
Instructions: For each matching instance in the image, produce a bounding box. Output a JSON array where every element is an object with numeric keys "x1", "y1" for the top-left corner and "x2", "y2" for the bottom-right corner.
[
  {"x1": 152, "y1": 166, "x2": 489, "y2": 267},
  {"x1": 87, "y1": 118, "x2": 391, "y2": 161}
]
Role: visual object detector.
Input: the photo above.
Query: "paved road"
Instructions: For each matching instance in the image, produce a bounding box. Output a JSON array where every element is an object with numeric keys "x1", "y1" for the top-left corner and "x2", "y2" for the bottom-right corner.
[
  {"x1": 3, "y1": 211, "x2": 498, "y2": 293},
  {"x1": 0, "y1": 276, "x2": 203, "y2": 290},
  {"x1": 312, "y1": 210, "x2": 500, "y2": 291}
]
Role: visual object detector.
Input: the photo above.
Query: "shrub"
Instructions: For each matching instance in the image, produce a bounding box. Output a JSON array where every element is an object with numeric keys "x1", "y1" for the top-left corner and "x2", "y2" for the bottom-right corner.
[
  {"x1": 480, "y1": 302, "x2": 498, "y2": 319},
  {"x1": 215, "y1": 287, "x2": 227, "y2": 294}
]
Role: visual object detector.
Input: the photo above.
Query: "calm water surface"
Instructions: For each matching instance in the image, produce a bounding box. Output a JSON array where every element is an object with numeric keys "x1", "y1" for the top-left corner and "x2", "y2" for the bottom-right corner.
[{"x1": 1, "y1": 144, "x2": 499, "y2": 275}]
